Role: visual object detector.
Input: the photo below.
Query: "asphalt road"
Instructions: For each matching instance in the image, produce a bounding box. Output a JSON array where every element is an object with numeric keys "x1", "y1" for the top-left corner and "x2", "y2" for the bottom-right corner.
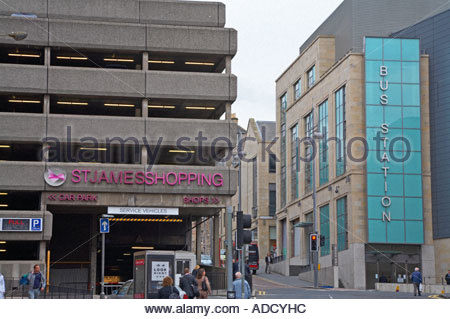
[{"x1": 252, "y1": 273, "x2": 444, "y2": 299}]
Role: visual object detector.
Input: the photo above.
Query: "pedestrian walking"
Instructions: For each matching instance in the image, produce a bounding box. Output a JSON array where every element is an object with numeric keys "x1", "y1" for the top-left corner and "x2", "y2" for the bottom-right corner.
[
  {"x1": 27, "y1": 264, "x2": 46, "y2": 299},
  {"x1": 157, "y1": 276, "x2": 179, "y2": 299},
  {"x1": 195, "y1": 268, "x2": 211, "y2": 299},
  {"x1": 244, "y1": 260, "x2": 252, "y2": 291},
  {"x1": 445, "y1": 270, "x2": 450, "y2": 285},
  {"x1": 179, "y1": 268, "x2": 199, "y2": 299},
  {"x1": 233, "y1": 272, "x2": 251, "y2": 299},
  {"x1": 232, "y1": 259, "x2": 239, "y2": 281},
  {"x1": 192, "y1": 265, "x2": 200, "y2": 278},
  {"x1": 411, "y1": 267, "x2": 423, "y2": 296},
  {"x1": 265, "y1": 253, "x2": 272, "y2": 274},
  {"x1": 0, "y1": 271, "x2": 5, "y2": 299}
]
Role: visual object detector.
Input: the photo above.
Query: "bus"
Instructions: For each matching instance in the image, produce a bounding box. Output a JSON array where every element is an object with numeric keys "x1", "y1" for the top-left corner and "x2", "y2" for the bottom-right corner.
[{"x1": 248, "y1": 242, "x2": 259, "y2": 274}]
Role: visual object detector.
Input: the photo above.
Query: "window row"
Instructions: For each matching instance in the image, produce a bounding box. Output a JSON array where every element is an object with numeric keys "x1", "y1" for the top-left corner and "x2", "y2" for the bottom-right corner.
[
  {"x1": 320, "y1": 196, "x2": 348, "y2": 256},
  {"x1": 288, "y1": 86, "x2": 346, "y2": 202},
  {"x1": 0, "y1": 94, "x2": 223, "y2": 119},
  {"x1": 0, "y1": 143, "x2": 226, "y2": 166},
  {"x1": 0, "y1": 45, "x2": 225, "y2": 73}
]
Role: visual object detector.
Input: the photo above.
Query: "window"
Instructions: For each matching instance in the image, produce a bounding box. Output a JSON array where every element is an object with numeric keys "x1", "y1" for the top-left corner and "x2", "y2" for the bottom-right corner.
[
  {"x1": 291, "y1": 124, "x2": 299, "y2": 199},
  {"x1": 294, "y1": 78, "x2": 301, "y2": 100},
  {"x1": 281, "y1": 219, "x2": 287, "y2": 256},
  {"x1": 280, "y1": 93, "x2": 287, "y2": 208},
  {"x1": 307, "y1": 65, "x2": 315, "y2": 88},
  {"x1": 318, "y1": 100, "x2": 329, "y2": 185},
  {"x1": 252, "y1": 228, "x2": 258, "y2": 241},
  {"x1": 269, "y1": 183, "x2": 276, "y2": 216},
  {"x1": 337, "y1": 197, "x2": 348, "y2": 251},
  {"x1": 269, "y1": 154, "x2": 276, "y2": 173},
  {"x1": 292, "y1": 219, "x2": 300, "y2": 257},
  {"x1": 304, "y1": 112, "x2": 314, "y2": 193},
  {"x1": 335, "y1": 86, "x2": 346, "y2": 176},
  {"x1": 320, "y1": 204, "x2": 330, "y2": 256}
]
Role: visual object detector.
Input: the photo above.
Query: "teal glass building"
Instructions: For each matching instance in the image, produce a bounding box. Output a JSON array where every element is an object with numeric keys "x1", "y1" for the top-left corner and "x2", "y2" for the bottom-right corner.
[{"x1": 365, "y1": 37, "x2": 424, "y2": 245}]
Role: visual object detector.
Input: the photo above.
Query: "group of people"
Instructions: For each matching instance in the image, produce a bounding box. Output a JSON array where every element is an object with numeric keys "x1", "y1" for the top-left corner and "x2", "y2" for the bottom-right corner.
[
  {"x1": 157, "y1": 263, "x2": 253, "y2": 299},
  {"x1": 157, "y1": 266, "x2": 212, "y2": 299}
]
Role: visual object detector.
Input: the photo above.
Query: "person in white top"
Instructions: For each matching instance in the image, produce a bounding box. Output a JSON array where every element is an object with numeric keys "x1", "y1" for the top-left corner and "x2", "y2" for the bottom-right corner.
[{"x1": 0, "y1": 272, "x2": 5, "y2": 299}]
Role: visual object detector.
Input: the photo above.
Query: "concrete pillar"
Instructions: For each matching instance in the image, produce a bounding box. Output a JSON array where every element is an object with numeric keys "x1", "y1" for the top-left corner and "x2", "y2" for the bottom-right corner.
[
  {"x1": 141, "y1": 98, "x2": 148, "y2": 118},
  {"x1": 141, "y1": 145, "x2": 148, "y2": 165},
  {"x1": 43, "y1": 94, "x2": 50, "y2": 114},
  {"x1": 40, "y1": 192, "x2": 47, "y2": 211},
  {"x1": 45, "y1": 47, "x2": 50, "y2": 66},
  {"x1": 196, "y1": 218, "x2": 202, "y2": 265},
  {"x1": 142, "y1": 52, "x2": 148, "y2": 71},
  {"x1": 225, "y1": 102, "x2": 232, "y2": 120},
  {"x1": 89, "y1": 215, "x2": 98, "y2": 294},
  {"x1": 225, "y1": 56, "x2": 232, "y2": 74},
  {"x1": 213, "y1": 215, "x2": 220, "y2": 267}
]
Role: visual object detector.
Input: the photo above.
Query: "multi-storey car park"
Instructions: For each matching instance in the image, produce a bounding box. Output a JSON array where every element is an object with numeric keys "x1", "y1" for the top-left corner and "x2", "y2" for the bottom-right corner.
[{"x1": 0, "y1": 0, "x2": 237, "y2": 291}]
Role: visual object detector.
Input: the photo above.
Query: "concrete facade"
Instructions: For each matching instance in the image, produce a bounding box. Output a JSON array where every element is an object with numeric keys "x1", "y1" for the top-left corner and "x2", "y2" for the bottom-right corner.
[
  {"x1": 275, "y1": 35, "x2": 435, "y2": 289},
  {"x1": 218, "y1": 119, "x2": 277, "y2": 270},
  {"x1": 0, "y1": 0, "x2": 237, "y2": 288}
]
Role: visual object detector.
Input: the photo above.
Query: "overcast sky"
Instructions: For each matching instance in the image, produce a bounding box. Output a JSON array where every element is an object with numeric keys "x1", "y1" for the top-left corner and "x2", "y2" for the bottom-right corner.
[{"x1": 197, "y1": 0, "x2": 344, "y2": 127}]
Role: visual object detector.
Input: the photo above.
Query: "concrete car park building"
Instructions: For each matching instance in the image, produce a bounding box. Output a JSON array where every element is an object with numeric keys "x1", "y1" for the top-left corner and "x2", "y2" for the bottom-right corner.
[
  {"x1": 0, "y1": 0, "x2": 237, "y2": 290},
  {"x1": 275, "y1": 0, "x2": 450, "y2": 289}
]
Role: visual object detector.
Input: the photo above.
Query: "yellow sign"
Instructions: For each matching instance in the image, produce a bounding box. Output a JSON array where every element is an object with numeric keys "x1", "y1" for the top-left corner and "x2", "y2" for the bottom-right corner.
[{"x1": 104, "y1": 276, "x2": 120, "y2": 283}]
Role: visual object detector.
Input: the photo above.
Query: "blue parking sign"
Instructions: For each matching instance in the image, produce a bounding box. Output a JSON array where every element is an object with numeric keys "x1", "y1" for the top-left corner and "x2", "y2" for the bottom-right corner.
[{"x1": 31, "y1": 218, "x2": 42, "y2": 231}]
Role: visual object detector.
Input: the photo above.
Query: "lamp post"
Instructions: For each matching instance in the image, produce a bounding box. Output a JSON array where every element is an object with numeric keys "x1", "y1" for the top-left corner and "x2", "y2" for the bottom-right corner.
[
  {"x1": 312, "y1": 130, "x2": 323, "y2": 289},
  {"x1": 0, "y1": 32, "x2": 28, "y2": 41}
]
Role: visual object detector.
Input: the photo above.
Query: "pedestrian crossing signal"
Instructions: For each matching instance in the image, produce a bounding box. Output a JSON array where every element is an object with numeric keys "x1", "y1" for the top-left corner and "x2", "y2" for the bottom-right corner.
[{"x1": 320, "y1": 235, "x2": 326, "y2": 247}]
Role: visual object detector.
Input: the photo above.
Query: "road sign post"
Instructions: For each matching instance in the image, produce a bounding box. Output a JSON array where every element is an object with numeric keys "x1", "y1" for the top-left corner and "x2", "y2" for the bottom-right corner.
[{"x1": 99, "y1": 218, "x2": 109, "y2": 299}]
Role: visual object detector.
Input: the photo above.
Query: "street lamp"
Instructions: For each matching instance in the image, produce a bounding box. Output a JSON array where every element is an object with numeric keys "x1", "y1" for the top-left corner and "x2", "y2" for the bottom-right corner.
[
  {"x1": 0, "y1": 32, "x2": 28, "y2": 41},
  {"x1": 311, "y1": 130, "x2": 323, "y2": 289}
]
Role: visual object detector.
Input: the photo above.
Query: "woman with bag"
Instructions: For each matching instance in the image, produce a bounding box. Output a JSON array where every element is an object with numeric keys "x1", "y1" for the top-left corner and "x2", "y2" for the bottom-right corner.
[
  {"x1": 158, "y1": 276, "x2": 180, "y2": 299},
  {"x1": 195, "y1": 268, "x2": 211, "y2": 299}
]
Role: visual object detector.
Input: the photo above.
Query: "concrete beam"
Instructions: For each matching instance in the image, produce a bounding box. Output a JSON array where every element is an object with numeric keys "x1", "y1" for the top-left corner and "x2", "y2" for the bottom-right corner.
[
  {"x1": 0, "y1": 210, "x2": 52, "y2": 241},
  {"x1": 146, "y1": 71, "x2": 237, "y2": 101},
  {"x1": 0, "y1": 64, "x2": 47, "y2": 94},
  {"x1": 48, "y1": 0, "x2": 139, "y2": 23},
  {"x1": 48, "y1": 67, "x2": 145, "y2": 97},
  {"x1": 140, "y1": 1, "x2": 225, "y2": 27},
  {"x1": 0, "y1": 113, "x2": 46, "y2": 142},
  {"x1": 147, "y1": 25, "x2": 237, "y2": 55}
]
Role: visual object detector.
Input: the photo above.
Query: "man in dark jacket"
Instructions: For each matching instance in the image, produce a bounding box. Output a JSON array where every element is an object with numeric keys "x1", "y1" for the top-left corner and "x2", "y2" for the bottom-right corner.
[
  {"x1": 411, "y1": 267, "x2": 423, "y2": 296},
  {"x1": 445, "y1": 270, "x2": 450, "y2": 285},
  {"x1": 27, "y1": 264, "x2": 46, "y2": 299},
  {"x1": 179, "y1": 268, "x2": 198, "y2": 299},
  {"x1": 265, "y1": 253, "x2": 272, "y2": 274}
]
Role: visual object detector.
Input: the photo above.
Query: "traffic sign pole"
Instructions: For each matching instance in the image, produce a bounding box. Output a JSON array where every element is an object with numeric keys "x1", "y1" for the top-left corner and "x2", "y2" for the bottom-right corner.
[
  {"x1": 99, "y1": 217, "x2": 109, "y2": 299},
  {"x1": 100, "y1": 232, "x2": 105, "y2": 299}
]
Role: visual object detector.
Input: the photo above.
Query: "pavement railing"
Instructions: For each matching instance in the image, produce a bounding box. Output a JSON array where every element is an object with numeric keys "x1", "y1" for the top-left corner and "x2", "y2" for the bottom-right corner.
[{"x1": 5, "y1": 277, "x2": 93, "y2": 299}]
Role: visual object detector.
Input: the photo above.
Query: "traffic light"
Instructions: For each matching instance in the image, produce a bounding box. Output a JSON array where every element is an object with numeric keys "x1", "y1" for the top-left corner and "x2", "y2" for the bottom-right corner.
[
  {"x1": 320, "y1": 235, "x2": 326, "y2": 247},
  {"x1": 236, "y1": 211, "x2": 252, "y2": 249},
  {"x1": 310, "y1": 233, "x2": 319, "y2": 252}
]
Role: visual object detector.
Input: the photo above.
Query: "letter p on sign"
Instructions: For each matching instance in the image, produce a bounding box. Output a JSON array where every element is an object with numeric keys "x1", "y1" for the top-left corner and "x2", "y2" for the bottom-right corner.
[{"x1": 31, "y1": 218, "x2": 42, "y2": 231}]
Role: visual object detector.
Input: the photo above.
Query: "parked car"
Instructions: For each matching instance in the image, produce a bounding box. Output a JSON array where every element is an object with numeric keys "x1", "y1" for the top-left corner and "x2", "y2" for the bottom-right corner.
[
  {"x1": 201, "y1": 254, "x2": 213, "y2": 266},
  {"x1": 110, "y1": 279, "x2": 187, "y2": 299}
]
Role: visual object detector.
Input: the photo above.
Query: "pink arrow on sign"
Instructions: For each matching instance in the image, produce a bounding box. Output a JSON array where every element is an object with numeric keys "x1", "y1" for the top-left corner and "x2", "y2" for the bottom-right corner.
[{"x1": 48, "y1": 169, "x2": 65, "y2": 181}]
